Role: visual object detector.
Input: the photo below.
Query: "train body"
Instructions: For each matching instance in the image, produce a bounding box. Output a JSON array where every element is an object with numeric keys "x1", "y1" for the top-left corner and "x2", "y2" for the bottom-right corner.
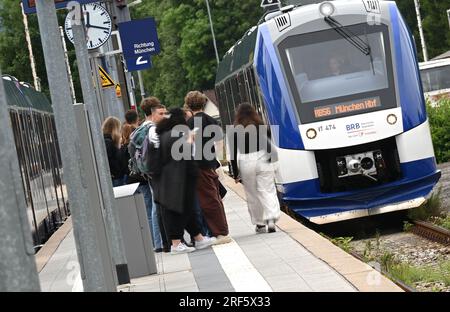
[
  {"x1": 2, "y1": 75, "x2": 69, "y2": 248},
  {"x1": 215, "y1": 0, "x2": 441, "y2": 224}
]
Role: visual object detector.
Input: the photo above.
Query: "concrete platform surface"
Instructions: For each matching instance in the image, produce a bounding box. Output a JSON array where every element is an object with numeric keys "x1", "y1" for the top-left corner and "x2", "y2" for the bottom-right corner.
[{"x1": 38, "y1": 176, "x2": 402, "y2": 292}]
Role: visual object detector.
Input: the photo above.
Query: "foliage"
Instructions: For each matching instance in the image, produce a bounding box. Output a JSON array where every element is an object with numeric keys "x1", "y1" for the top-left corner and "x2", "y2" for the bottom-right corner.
[
  {"x1": 387, "y1": 260, "x2": 450, "y2": 288},
  {"x1": 395, "y1": 0, "x2": 450, "y2": 61},
  {"x1": 427, "y1": 99, "x2": 450, "y2": 164},
  {"x1": 403, "y1": 221, "x2": 414, "y2": 232},
  {"x1": 431, "y1": 214, "x2": 450, "y2": 231},
  {"x1": 131, "y1": 0, "x2": 263, "y2": 106},
  {"x1": 0, "y1": 0, "x2": 82, "y2": 102},
  {"x1": 330, "y1": 236, "x2": 353, "y2": 253},
  {"x1": 407, "y1": 190, "x2": 443, "y2": 221}
]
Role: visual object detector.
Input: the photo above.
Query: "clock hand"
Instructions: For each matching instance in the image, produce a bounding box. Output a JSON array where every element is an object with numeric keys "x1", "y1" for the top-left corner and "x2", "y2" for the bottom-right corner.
[
  {"x1": 85, "y1": 11, "x2": 90, "y2": 27},
  {"x1": 89, "y1": 24, "x2": 111, "y2": 31}
]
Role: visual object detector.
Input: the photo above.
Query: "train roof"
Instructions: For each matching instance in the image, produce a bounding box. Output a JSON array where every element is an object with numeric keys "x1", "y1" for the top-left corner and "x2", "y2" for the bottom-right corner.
[
  {"x1": 2, "y1": 76, "x2": 53, "y2": 113},
  {"x1": 215, "y1": 26, "x2": 258, "y2": 84}
]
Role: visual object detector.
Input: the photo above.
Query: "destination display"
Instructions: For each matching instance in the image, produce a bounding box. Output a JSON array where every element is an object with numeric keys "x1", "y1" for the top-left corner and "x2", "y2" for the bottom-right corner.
[{"x1": 314, "y1": 96, "x2": 381, "y2": 119}]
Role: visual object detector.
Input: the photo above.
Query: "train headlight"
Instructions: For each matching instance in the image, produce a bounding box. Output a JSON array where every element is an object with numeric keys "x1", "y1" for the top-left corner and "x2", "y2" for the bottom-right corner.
[
  {"x1": 306, "y1": 128, "x2": 317, "y2": 139},
  {"x1": 387, "y1": 114, "x2": 398, "y2": 125},
  {"x1": 319, "y1": 1, "x2": 335, "y2": 17}
]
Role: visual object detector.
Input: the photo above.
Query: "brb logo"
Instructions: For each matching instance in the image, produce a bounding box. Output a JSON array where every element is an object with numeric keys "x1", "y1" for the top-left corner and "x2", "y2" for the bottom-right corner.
[{"x1": 346, "y1": 123, "x2": 361, "y2": 131}]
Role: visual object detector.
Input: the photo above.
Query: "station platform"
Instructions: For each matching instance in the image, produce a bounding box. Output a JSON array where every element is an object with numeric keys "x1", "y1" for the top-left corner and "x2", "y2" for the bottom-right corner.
[{"x1": 37, "y1": 176, "x2": 402, "y2": 292}]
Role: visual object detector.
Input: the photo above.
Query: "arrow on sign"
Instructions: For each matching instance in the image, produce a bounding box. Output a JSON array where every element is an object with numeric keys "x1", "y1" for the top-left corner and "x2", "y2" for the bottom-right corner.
[{"x1": 136, "y1": 56, "x2": 149, "y2": 65}]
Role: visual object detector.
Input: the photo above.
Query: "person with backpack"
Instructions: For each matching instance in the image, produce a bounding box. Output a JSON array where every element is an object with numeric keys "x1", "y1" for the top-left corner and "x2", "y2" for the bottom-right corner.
[
  {"x1": 102, "y1": 117, "x2": 127, "y2": 187},
  {"x1": 153, "y1": 108, "x2": 215, "y2": 254},
  {"x1": 129, "y1": 97, "x2": 170, "y2": 252}
]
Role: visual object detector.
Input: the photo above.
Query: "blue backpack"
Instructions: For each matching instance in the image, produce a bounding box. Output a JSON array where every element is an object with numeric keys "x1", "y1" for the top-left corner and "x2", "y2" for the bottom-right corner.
[{"x1": 128, "y1": 123, "x2": 161, "y2": 178}]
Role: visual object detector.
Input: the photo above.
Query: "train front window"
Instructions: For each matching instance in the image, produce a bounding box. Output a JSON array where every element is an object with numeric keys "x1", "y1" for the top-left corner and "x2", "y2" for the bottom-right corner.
[
  {"x1": 420, "y1": 65, "x2": 450, "y2": 93},
  {"x1": 279, "y1": 23, "x2": 396, "y2": 123}
]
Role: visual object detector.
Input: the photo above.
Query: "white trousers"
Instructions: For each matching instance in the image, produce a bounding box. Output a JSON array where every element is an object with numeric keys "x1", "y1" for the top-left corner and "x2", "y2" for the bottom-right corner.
[{"x1": 238, "y1": 150, "x2": 281, "y2": 226}]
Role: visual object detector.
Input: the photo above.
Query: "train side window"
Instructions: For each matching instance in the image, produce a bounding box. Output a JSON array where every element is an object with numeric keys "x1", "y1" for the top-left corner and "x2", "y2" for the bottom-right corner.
[
  {"x1": 230, "y1": 77, "x2": 241, "y2": 108},
  {"x1": 216, "y1": 86, "x2": 229, "y2": 127},
  {"x1": 226, "y1": 79, "x2": 236, "y2": 124},
  {"x1": 237, "y1": 72, "x2": 248, "y2": 104}
]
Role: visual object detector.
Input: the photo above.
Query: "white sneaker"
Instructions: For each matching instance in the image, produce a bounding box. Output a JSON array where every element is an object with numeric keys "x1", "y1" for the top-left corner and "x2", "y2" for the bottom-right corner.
[
  {"x1": 195, "y1": 236, "x2": 216, "y2": 250},
  {"x1": 213, "y1": 235, "x2": 232, "y2": 245},
  {"x1": 171, "y1": 243, "x2": 196, "y2": 254}
]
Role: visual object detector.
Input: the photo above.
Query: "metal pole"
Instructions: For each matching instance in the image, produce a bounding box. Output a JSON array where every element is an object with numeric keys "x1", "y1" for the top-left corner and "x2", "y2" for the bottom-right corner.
[
  {"x1": 0, "y1": 72, "x2": 40, "y2": 292},
  {"x1": 447, "y1": 9, "x2": 450, "y2": 30},
  {"x1": 111, "y1": 1, "x2": 136, "y2": 110},
  {"x1": 205, "y1": 0, "x2": 220, "y2": 65},
  {"x1": 21, "y1": 2, "x2": 41, "y2": 91},
  {"x1": 99, "y1": 43, "x2": 123, "y2": 120},
  {"x1": 137, "y1": 70, "x2": 146, "y2": 100},
  {"x1": 71, "y1": 19, "x2": 130, "y2": 286},
  {"x1": 60, "y1": 26, "x2": 77, "y2": 104},
  {"x1": 35, "y1": 0, "x2": 113, "y2": 292},
  {"x1": 414, "y1": 0, "x2": 429, "y2": 62}
]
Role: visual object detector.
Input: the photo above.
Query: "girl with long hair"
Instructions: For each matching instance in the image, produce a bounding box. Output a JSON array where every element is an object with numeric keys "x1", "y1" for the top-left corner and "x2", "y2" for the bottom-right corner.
[
  {"x1": 102, "y1": 117, "x2": 127, "y2": 187},
  {"x1": 229, "y1": 103, "x2": 280, "y2": 233}
]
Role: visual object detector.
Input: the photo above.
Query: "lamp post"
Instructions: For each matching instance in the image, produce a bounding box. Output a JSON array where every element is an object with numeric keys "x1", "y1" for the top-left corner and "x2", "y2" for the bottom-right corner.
[
  {"x1": 414, "y1": 0, "x2": 429, "y2": 62},
  {"x1": 205, "y1": 0, "x2": 220, "y2": 65}
]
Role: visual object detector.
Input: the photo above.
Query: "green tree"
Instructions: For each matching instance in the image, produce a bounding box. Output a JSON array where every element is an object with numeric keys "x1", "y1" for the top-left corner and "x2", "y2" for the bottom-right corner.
[{"x1": 0, "y1": 0, "x2": 82, "y2": 101}]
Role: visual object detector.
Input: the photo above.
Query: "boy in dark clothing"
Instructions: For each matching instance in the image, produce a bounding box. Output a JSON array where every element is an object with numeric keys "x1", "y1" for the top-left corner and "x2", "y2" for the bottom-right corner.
[{"x1": 185, "y1": 91, "x2": 231, "y2": 245}]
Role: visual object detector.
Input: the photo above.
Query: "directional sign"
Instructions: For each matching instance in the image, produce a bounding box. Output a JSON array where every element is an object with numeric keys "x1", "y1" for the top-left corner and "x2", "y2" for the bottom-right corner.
[
  {"x1": 118, "y1": 18, "x2": 161, "y2": 59},
  {"x1": 261, "y1": 0, "x2": 281, "y2": 8},
  {"x1": 22, "y1": 0, "x2": 99, "y2": 15},
  {"x1": 125, "y1": 54, "x2": 152, "y2": 72},
  {"x1": 98, "y1": 66, "x2": 115, "y2": 88}
]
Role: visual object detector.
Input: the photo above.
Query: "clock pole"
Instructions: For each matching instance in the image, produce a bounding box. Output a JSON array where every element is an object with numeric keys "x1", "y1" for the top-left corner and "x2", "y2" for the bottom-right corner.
[{"x1": 35, "y1": 0, "x2": 116, "y2": 291}]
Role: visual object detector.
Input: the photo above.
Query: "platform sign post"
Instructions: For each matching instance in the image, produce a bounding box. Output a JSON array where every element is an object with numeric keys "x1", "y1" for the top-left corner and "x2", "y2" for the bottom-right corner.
[
  {"x1": 70, "y1": 12, "x2": 130, "y2": 285},
  {"x1": 0, "y1": 72, "x2": 41, "y2": 292},
  {"x1": 35, "y1": 0, "x2": 115, "y2": 291}
]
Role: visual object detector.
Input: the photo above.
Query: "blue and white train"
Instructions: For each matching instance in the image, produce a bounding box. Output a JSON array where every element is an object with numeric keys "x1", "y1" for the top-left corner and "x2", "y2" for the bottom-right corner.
[{"x1": 215, "y1": 0, "x2": 441, "y2": 224}]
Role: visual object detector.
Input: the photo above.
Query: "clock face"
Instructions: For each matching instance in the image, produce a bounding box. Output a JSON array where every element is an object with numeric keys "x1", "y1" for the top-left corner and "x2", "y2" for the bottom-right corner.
[{"x1": 64, "y1": 3, "x2": 112, "y2": 50}]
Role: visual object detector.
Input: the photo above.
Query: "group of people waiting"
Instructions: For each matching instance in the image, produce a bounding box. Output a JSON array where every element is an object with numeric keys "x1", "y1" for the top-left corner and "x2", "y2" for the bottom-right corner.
[{"x1": 101, "y1": 90, "x2": 281, "y2": 255}]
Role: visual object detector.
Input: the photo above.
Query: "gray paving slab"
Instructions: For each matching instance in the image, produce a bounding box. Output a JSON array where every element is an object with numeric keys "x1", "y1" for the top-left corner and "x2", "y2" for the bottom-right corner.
[{"x1": 37, "y1": 183, "x2": 359, "y2": 292}]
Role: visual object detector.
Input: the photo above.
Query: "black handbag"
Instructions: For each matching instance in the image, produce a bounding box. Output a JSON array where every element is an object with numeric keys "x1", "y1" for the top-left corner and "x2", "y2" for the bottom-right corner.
[{"x1": 218, "y1": 181, "x2": 227, "y2": 199}]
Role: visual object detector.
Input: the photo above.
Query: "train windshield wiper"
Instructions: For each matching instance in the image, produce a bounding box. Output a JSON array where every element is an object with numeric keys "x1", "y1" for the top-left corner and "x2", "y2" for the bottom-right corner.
[{"x1": 324, "y1": 16, "x2": 371, "y2": 56}]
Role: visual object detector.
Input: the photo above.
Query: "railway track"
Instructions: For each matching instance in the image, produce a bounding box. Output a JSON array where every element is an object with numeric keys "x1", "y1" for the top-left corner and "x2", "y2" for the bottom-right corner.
[{"x1": 411, "y1": 221, "x2": 450, "y2": 246}]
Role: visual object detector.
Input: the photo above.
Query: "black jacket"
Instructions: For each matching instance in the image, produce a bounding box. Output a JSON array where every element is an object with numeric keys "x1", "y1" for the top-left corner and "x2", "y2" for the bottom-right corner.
[
  {"x1": 152, "y1": 130, "x2": 197, "y2": 214},
  {"x1": 104, "y1": 134, "x2": 126, "y2": 180},
  {"x1": 187, "y1": 112, "x2": 223, "y2": 170}
]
